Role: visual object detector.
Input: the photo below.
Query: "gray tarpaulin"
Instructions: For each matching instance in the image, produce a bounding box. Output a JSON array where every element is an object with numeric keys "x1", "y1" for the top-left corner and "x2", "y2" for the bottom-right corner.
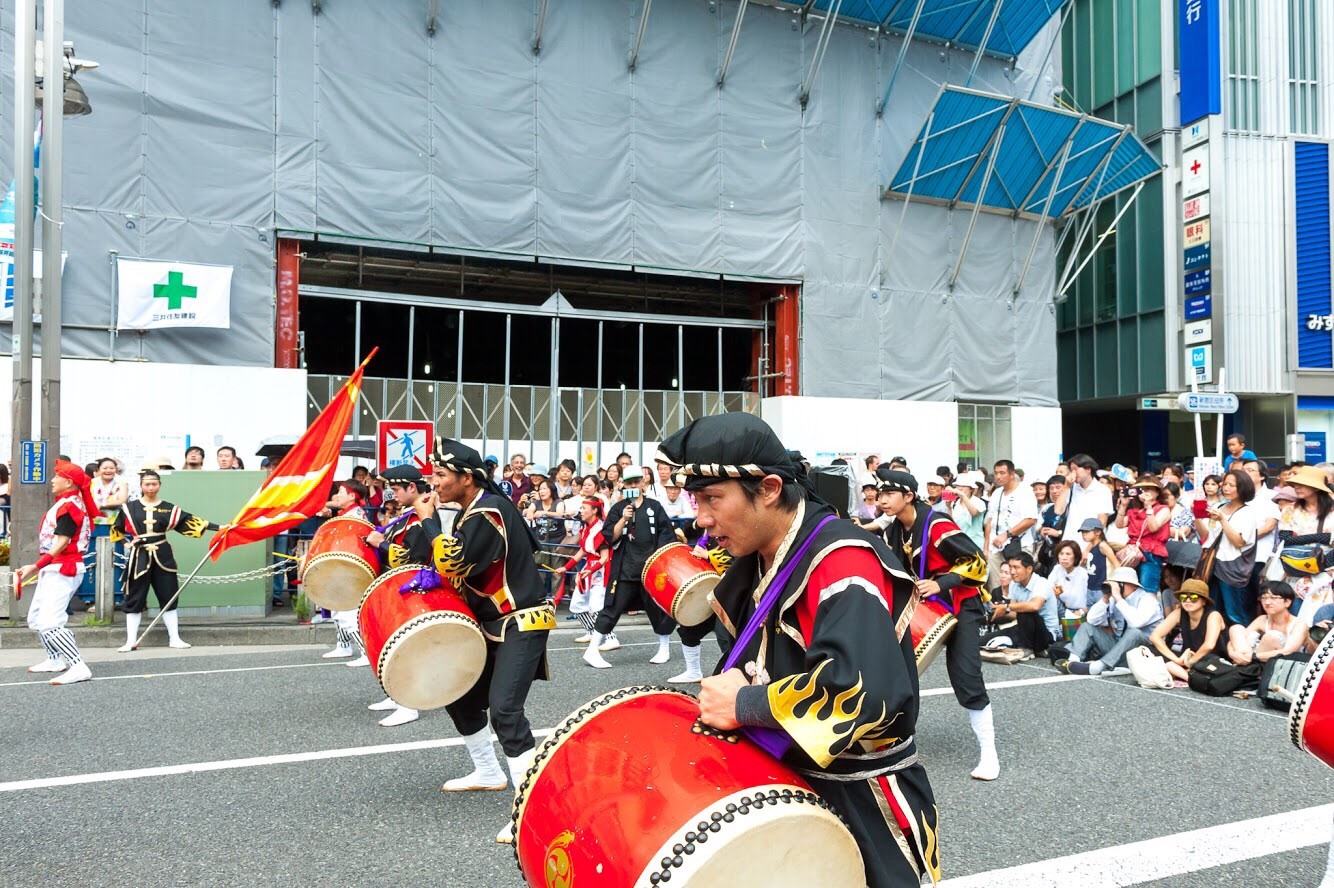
[{"x1": 0, "y1": 0, "x2": 1060, "y2": 405}]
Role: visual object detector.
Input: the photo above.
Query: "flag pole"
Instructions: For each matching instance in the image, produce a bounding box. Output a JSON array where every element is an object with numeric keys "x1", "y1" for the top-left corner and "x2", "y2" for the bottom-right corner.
[{"x1": 131, "y1": 538, "x2": 221, "y2": 650}]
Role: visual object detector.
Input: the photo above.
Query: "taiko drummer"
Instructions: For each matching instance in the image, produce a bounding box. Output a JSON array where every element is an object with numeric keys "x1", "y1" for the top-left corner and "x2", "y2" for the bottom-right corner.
[{"x1": 657, "y1": 412, "x2": 941, "y2": 888}]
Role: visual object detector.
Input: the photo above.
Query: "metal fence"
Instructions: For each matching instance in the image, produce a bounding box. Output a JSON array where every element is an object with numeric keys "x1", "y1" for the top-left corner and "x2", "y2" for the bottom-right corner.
[{"x1": 308, "y1": 376, "x2": 760, "y2": 466}]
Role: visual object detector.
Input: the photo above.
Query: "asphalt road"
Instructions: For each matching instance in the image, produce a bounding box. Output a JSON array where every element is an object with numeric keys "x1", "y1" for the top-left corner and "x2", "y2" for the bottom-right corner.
[{"x1": 2, "y1": 622, "x2": 1331, "y2": 887}]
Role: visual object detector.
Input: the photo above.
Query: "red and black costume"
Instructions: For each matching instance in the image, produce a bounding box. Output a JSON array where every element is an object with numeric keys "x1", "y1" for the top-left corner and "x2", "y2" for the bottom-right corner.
[{"x1": 656, "y1": 415, "x2": 941, "y2": 888}]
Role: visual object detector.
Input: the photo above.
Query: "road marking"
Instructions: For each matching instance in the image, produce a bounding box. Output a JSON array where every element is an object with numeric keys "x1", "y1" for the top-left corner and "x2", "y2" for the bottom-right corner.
[
  {"x1": 0, "y1": 661, "x2": 341, "y2": 689},
  {"x1": 940, "y1": 804, "x2": 1334, "y2": 887},
  {"x1": 0, "y1": 729, "x2": 552, "y2": 794}
]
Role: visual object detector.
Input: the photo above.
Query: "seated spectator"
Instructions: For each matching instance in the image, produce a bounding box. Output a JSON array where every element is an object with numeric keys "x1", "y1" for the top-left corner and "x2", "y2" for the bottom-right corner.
[
  {"x1": 852, "y1": 484, "x2": 879, "y2": 522},
  {"x1": 980, "y1": 552, "x2": 1059, "y2": 662},
  {"x1": 1080, "y1": 517, "x2": 1117, "y2": 592},
  {"x1": 1227, "y1": 581, "x2": 1309, "y2": 665},
  {"x1": 1304, "y1": 603, "x2": 1333, "y2": 654},
  {"x1": 1059, "y1": 567, "x2": 1164, "y2": 676},
  {"x1": 1048, "y1": 541, "x2": 1090, "y2": 614},
  {"x1": 1149, "y1": 579, "x2": 1226, "y2": 682}
]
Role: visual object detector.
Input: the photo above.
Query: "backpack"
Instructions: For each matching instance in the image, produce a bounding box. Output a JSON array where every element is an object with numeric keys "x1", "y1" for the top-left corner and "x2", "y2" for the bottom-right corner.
[
  {"x1": 1257, "y1": 653, "x2": 1312, "y2": 711},
  {"x1": 1187, "y1": 654, "x2": 1263, "y2": 697}
]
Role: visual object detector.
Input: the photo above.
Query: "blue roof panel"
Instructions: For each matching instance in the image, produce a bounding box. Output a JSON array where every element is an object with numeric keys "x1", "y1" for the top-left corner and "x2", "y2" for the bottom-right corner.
[
  {"x1": 886, "y1": 87, "x2": 1163, "y2": 218},
  {"x1": 809, "y1": 0, "x2": 1071, "y2": 59}
]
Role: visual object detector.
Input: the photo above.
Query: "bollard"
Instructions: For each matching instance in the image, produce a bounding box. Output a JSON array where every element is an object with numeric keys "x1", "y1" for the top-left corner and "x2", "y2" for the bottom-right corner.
[{"x1": 94, "y1": 535, "x2": 115, "y2": 623}]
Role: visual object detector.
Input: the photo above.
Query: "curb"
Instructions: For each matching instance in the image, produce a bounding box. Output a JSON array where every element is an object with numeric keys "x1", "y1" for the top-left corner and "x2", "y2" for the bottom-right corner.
[{"x1": 0, "y1": 623, "x2": 339, "y2": 649}]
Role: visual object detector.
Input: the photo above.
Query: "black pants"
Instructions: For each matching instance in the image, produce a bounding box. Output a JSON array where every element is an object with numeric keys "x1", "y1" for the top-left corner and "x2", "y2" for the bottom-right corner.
[
  {"x1": 123, "y1": 564, "x2": 180, "y2": 614},
  {"x1": 982, "y1": 610, "x2": 1051, "y2": 654},
  {"x1": 808, "y1": 764, "x2": 940, "y2": 888},
  {"x1": 677, "y1": 616, "x2": 715, "y2": 647},
  {"x1": 944, "y1": 595, "x2": 989, "y2": 711},
  {"x1": 594, "y1": 578, "x2": 677, "y2": 636},
  {"x1": 444, "y1": 629, "x2": 549, "y2": 758}
]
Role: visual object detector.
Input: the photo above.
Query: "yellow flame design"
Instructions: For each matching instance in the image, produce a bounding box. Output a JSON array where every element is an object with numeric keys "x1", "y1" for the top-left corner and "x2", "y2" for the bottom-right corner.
[
  {"x1": 432, "y1": 533, "x2": 470, "y2": 583},
  {"x1": 707, "y1": 546, "x2": 733, "y2": 573},
  {"x1": 766, "y1": 660, "x2": 886, "y2": 767},
  {"x1": 182, "y1": 515, "x2": 210, "y2": 539},
  {"x1": 952, "y1": 552, "x2": 988, "y2": 585},
  {"x1": 921, "y1": 807, "x2": 942, "y2": 884}
]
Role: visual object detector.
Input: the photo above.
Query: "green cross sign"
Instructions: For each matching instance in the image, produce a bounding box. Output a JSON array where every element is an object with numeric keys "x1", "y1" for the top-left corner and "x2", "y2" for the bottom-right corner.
[{"x1": 153, "y1": 270, "x2": 198, "y2": 311}]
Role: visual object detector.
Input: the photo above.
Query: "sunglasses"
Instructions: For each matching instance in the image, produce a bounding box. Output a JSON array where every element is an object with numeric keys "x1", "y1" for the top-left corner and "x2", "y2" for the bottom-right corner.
[{"x1": 1178, "y1": 593, "x2": 1204, "y2": 603}]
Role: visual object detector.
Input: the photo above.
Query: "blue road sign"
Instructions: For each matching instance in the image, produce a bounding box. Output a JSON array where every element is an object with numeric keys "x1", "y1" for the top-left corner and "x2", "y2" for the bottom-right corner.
[
  {"x1": 1185, "y1": 294, "x2": 1212, "y2": 320},
  {"x1": 20, "y1": 439, "x2": 47, "y2": 484}
]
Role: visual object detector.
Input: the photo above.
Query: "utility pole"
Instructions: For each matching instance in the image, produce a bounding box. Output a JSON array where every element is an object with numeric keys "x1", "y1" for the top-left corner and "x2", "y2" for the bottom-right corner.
[
  {"x1": 40, "y1": 0, "x2": 64, "y2": 460},
  {"x1": 9, "y1": 0, "x2": 41, "y2": 598}
]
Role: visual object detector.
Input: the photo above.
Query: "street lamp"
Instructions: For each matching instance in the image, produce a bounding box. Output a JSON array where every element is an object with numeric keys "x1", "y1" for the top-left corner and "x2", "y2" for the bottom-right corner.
[{"x1": 8, "y1": 0, "x2": 96, "y2": 602}]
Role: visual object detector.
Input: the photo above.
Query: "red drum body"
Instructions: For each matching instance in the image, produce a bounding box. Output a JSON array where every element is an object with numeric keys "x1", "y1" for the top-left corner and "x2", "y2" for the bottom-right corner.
[
  {"x1": 300, "y1": 516, "x2": 380, "y2": 610},
  {"x1": 1289, "y1": 631, "x2": 1334, "y2": 770},
  {"x1": 641, "y1": 543, "x2": 721, "y2": 627},
  {"x1": 910, "y1": 596, "x2": 957, "y2": 675},
  {"x1": 513, "y1": 687, "x2": 863, "y2": 888},
  {"x1": 358, "y1": 566, "x2": 486, "y2": 711}
]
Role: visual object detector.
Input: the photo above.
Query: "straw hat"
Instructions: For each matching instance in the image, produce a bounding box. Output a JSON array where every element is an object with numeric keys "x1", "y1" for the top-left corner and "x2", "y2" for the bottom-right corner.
[
  {"x1": 1288, "y1": 465, "x2": 1333, "y2": 496},
  {"x1": 1132, "y1": 475, "x2": 1164, "y2": 491}
]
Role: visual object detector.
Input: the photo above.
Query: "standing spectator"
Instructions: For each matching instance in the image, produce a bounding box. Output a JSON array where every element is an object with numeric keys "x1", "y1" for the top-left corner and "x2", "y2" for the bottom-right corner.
[
  {"x1": 1199, "y1": 475, "x2": 1224, "y2": 511},
  {"x1": 1032, "y1": 480, "x2": 1048, "y2": 509},
  {"x1": 1059, "y1": 567, "x2": 1164, "y2": 676},
  {"x1": 615, "y1": 452, "x2": 634, "y2": 472},
  {"x1": 1114, "y1": 476, "x2": 1171, "y2": 593},
  {"x1": 216, "y1": 446, "x2": 238, "y2": 470},
  {"x1": 1080, "y1": 517, "x2": 1117, "y2": 592},
  {"x1": 1195, "y1": 469, "x2": 1257, "y2": 626},
  {"x1": 1149, "y1": 578, "x2": 1226, "y2": 682},
  {"x1": 503, "y1": 453, "x2": 533, "y2": 505},
  {"x1": 84, "y1": 457, "x2": 129, "y2": 607},
  {"x1": 852, "y1": 484, "x2": 879, "y2": 522},
  {"x1": 604, "y1": 463, "x2": 624, "y2": 497},
  {"x1": 183, "y1": 446, "x2": 206, "y2": 470},
  {"x1": 1165, "y1": 481, "x2": 1196, "y2": 541},
  {"x1": 982, "y1": 460, "x2": 1040, "y2": 593},
  {"x1": 1056, "y1": 454, "x2": 1113, "y2": 543},
  {"x1": 1242, "y1": 459, "x2": 1280, "y2": 621},
  {"x1": 924, "y1": 476, "x2": 947, "y2": 508},
  {"x1": 935, "y1": 465, "x2": 956, "y2": 488},
  {"x1": 524, "y1": 480, "x2": 566, "y2": 545},
  {"x1": 859, "y1": 455, "x2": 880, "y2": 488},
  {"x1": 552, "y1": 459, "x2": 578, "y2": 500},
  {"x1": 887, "y1": 455, "x2": 909, "y2": 471},
  {"x1": 1278, "y1": 465, "x2": 1334, "y2": 622},
  {"x1": 946, "y1": 471, "x2": 987, "y2": 550},
  {"x1": 1036, "y1": 474, "x2": 1068, "y2": 568},
  {"x1": 1222, "y1": 433, "x2": 1258, "y2": 471},
  {"x1": 657, "y1": 482, "x2": 696, "y2": 524}
]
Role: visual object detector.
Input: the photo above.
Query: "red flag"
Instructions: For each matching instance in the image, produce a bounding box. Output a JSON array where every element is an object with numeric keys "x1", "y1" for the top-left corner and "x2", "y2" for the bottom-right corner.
[{"x1": 208, "y1": 350, "x2": 376, "y2": 560}]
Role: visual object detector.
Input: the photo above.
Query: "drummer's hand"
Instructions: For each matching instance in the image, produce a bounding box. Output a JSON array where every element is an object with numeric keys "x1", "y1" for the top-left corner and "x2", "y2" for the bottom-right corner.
[
  {"x1": 414, "y1": 493, "x2": 438, "y2": 519},
  {"x1": 14, "y1": 564, "x2": 35, "y2": 586},
  {"x1": 698, "y1": 668, "x2": 748, "y2": 731},
  {"x1": 915, "y1": 579, "x2": 941, "y2": 598},
  {"x1": 366, "y1": 530, "x2": 386, "y2": 547}
]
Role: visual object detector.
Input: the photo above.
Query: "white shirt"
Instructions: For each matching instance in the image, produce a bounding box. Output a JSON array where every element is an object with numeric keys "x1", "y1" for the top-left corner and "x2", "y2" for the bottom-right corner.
[
  {"x1": 1062, "y1": 479, "x2": 1114, "y2": 542},
  {"x1": 1088, "y1": 588, "x2": 1163, "y2": 633},
  {"x1": 1047, "y1": 563, "x2": 1090, "y2": 612},
  {"x1": 1251, "y1": 488, "x2": 1280, "y2": 562},
  {"x1": 986, "y1": 484, "x2": 1040, "y2": 548},
  {"x1": 1202, "y1": 503, "x2": 1257, "y2": 563},
  {"x1": 658, "y1": 492, "x2": 695, "y2": 520},
  {"x1": 1007, "y1": 572, "x2": 1061, "y2": 639}
]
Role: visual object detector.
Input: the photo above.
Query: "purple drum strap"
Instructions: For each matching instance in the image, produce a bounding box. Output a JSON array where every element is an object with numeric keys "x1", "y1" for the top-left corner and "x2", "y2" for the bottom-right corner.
[{"x1": 722, "y1": 514, "x2": 837, "y2": 760}]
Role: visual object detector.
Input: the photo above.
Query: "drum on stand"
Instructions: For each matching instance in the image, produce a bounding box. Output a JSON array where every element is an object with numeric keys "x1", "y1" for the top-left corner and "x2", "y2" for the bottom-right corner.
[
  {"x1": 910, "y1": 596, "x2": 956, "y2": 675},
  {"x1": 299, "y1": 515, "x2": 380, "y2": 610},
  {"x1": 512, "y1": 686, "x2": 864, "y2": 888},
  {"x1": 641, "y1": 543, "x2": 722, "y2": 627},
  {"x1": 358, "y1": 565, "x2": 486, "y2": 711},
  {"x1": 1288, "y1": 630, "x2": 1334, "y2": 769}
]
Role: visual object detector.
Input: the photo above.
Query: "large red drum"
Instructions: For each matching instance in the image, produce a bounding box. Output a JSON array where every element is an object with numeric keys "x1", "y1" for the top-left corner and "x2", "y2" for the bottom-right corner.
[
  {"x1": 910, "y1": 596, "x2": 956, "y2": 675},
  {"x1": 1289, "y1": 630, "x2": 1334, "y2": 769},
  {"x1": 300, "y1": 515, "x2": 380, "y2": 610},
  {"x1": 641, "y1": 543, "x2": 722, "y2": 627},
  {"x1": 512, "y1": 686, "x2": 863, "y2": 888},
  {"x1": 358, "y1": 566, "x2": 486, "y2": 711}
]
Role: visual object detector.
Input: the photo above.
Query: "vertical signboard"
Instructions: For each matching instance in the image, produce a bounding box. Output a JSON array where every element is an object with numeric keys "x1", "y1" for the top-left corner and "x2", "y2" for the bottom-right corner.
[{"x1": 1179, "y1": 0, "x2": 1223, "y2": 126}]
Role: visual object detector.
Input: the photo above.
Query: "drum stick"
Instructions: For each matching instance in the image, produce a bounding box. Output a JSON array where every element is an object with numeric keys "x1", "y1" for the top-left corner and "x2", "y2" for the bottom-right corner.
[{"x1": 131, "y1": 540, "x2": 220, "y2": 650}]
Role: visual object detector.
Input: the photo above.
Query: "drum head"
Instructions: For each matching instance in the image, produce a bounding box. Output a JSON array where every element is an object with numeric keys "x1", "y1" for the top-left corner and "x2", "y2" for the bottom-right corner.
[
  {"x1": 636, "y1": 785, "x2": 864, "y2": 887},
  {"x1": 674, "y1": 571, "x2": 721, "y2": 627},
  {"x1": 380, "y1": 613, "x2": 487, "y2": 711},
  {"x1": 303, "y1": 555, "x2": 376, "y2": 610}
]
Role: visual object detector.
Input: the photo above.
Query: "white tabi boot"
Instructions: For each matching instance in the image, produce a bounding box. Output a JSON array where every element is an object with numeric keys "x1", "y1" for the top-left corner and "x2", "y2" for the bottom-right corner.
[
  {"x1": 582, "y1": 632, "x2": 612, "y2": 668},
  {"x1": 379, "y1": 706, "x2": 419, "y2": 727},
  {"x1": 968, "y1": 705, "x2": 1000, "y2": 781},
  {"x1": 118, "y1": 612, "x2": 142, "y2": 653},
  {"x1": 162, "y1": 610, "x2": 191, "y2": 649},
  {"x1": 442, "y1": 730, "x2": 508, "y2": 792},
  {"x1": 668, "y1": 644, "x2": 704, "y2": 684},
  {"x1": 649, "y1": 634, "x2": 672, "y2": 665},
  {"x1": 496, "y1": 748, "x2": 538, "y2": 844},
  {"x1": 368, "y1": 696, "x2": 398, "y2": 712}
]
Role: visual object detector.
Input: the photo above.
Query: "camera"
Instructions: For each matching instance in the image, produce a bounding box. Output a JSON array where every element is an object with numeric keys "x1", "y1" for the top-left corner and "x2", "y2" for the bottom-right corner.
[
  {"x1": 1125, "y1": 487, "x2": 1141, "y2": 498},
  {"x1": 624, "y1": 488, "x2": 641, "y2": 501}
]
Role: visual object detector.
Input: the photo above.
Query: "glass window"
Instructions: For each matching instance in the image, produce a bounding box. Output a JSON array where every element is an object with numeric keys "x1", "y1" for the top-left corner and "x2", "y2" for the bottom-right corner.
[
  {"x1": 1092, "y1": 0, "x2": 1116, "y2": 108},
  {"x1": 1137, "y1": 0, "x2": 1163, "y2": 86},
  {"x1": 1118, "y1": 317, "x2": 1140, "y2": 394},
  {"x1": 1094, "y1": 201, "x2": 1118, "y2": 323},
  {"x1": 1077, "y1": 327, "x2": 1095, "y2": 400},
  {"x1": 1057, "y1": 334, "x2": 1079, "y2": 402},
  {"x1": 1116, "y1": 0, "x2": 1135, "y2": 95},
  {"x1": 1290, "y1": 0, "x2": 1319, "y2": 135},
  {"x1": 1137, "y1": 174, "x2": 1166, "y2": 311},
  {"x1": 1072, "y1": 0, "x2": 1093, "y2": 111},
  {"x1": 1138, "y1": 311, "x2": 1167, "y2": 391},
  {"x1": 1116, "y1": 193, "x2": 1139, "y2": 317},
  {"x1": 1136, "y1": 77, "x2": 1163, "y2": 135},
  {"x1": 1227, "y1": 0, "x2": 1260, "y2": 132},
  {"x1": 1094, "y1": 324, "x2": 1118, "y2": 399}
]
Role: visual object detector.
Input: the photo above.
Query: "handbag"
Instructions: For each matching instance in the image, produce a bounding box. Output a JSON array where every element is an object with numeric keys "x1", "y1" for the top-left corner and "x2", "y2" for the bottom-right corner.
[
  {"x1": 1118, "y1": 521, "x2": 1149, "y2": 570},
  {"x1": 1126, "y1": 645, "x2": 1174, "y2": 689},
  {"x1": 1194, "y1": 536, "x2": 1221, "y2": 584},
  {"x1": 1187, "y1": 654, "x2": 1263, "y2": 696},
  {"x1": 1257, "y1": 653, "x2": 1312, "y2": 711},
  {"x1": 1264, "y1": 542, "x2": 1286, "y2": 582}
]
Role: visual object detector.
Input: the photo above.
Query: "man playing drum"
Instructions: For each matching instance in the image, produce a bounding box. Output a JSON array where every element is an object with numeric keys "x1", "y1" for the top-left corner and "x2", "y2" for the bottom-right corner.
[
  {"x1": 873, "y1": 468, "x2": 999, "y2": 782},
  {"x1": 419, "y1": 438, "x2": 555, "y2": 844},
  {"x1": 658, "y1": 413, "x2": 941, "y2": 888}
]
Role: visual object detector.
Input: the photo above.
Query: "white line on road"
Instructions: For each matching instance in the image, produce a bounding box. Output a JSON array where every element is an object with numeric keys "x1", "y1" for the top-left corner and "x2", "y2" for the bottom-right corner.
[{"x1": 940, "y1": 804, "x2": 1334, "y2": 887}]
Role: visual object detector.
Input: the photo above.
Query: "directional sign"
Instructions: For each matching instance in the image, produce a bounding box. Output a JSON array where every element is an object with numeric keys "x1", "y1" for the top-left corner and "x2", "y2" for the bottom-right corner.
[
  {"x1": 376, "y1": 420, "x2": 434, "y2": 473},
  {"x1": 20, "y1": 440, "x2": 47, "y2": 484},
  {"x1": 1185, "y1": 294, "x2": 1212, "y2": 320},
  {"x1": 1184, "y1": 242, "x2": 1212, "y2": 272},
  {"x1": 1139, "y1": 397, "x2": 1181, "y2": 411},
  {"x1": 1177, "y1": 391, "x2": 1239, "y2": 414}
]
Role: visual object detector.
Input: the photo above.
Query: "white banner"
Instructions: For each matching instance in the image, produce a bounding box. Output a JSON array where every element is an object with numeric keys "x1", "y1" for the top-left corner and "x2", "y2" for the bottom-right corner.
[{"x1": 116, "y1": 258, "x2": 232, "y2": 330}]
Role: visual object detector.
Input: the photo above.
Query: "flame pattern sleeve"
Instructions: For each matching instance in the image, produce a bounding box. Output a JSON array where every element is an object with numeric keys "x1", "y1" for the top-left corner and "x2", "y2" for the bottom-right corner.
[
  {"x1": 173, "y1": 510, "x2": 217, "y2": 539},
  {"x1": 429, "y1": 511, "x2": 506, "y2": 581},
  {"x1": 930, "y1": 523, "x2": 988, "y2": 592}
]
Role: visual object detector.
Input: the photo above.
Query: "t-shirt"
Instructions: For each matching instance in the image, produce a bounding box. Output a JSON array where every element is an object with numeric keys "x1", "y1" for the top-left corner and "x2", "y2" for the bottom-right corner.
[
  {"x1": 1007, "y1": 572, "x2": 1061, "y2": 639},
  {"x1": 1201, "y1": 503, "x2": 1256, "y2": 563},
  {"x1": 949, "y1": 497, "x2": 987, "y2": 549},
  {"x1": 1062, "y1": 479, "x2": 1114, "y2": 542},
  {"x1": 1047, "y1": 563, "x2": 1090, "y2": 612},
  {"x1": 1222, "y1": 450, "x2": 1258, "y2": 471},
  {"x1": 986, "y1": 484, "x2": 1040, "y2": 548},
  {"x1": 1250, "y1": 491, "x2": 1281, "y2": 562}
]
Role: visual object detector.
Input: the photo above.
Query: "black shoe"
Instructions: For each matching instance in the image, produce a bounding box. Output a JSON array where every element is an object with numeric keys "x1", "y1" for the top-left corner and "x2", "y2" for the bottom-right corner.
[{"x1": 1066, "y1": 661, "x2": 1093, "y2": 676}]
